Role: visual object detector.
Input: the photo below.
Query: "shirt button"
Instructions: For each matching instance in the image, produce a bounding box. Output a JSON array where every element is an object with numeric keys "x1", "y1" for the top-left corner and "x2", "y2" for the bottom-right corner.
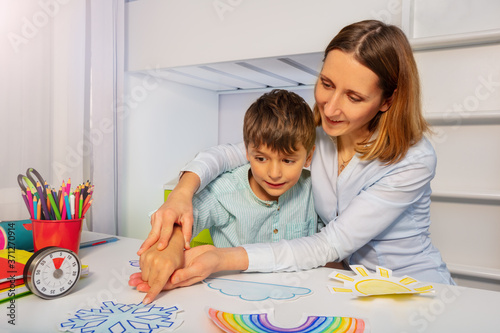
[{"x1": 273, "y1": 229, "x2": 278, "y2": 234}]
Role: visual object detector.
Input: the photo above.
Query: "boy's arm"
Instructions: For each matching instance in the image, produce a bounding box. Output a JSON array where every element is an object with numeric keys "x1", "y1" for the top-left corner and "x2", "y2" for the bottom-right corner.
[
  {"x1": 138, "y1": 143, "x2": 247, "y2": 255},
  {"x1": 129, "y1": 225, "x2": 185, "y2": 304}
]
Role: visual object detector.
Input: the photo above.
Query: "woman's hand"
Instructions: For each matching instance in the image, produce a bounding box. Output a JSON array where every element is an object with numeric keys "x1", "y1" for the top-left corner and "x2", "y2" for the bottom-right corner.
[
  {"x1": 169, "y1": 245, "x2": 249, "y2": 288},
  {"x1": 137, "y1": 172, "x2": 201, "y2": 255}
]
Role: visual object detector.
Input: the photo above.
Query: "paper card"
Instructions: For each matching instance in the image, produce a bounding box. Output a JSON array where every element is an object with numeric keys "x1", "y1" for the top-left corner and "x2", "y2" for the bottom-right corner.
[
  {"x1": 203, "y1": 277, "x2": 312, "y2": 302},
  {"x1": 207, "y1": 307, "x2": 367, "y2": 333},
  {"x1": 60, "y1": 301, "x2": 183, "y2": 332},
  {"x1": 328, "y1": 265, "x2": 434, "y2": 296}
]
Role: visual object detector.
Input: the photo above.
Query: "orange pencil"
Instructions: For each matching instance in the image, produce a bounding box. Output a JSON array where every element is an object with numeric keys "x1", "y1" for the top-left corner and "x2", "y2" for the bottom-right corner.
[
  {"x1": 81, "y1": 198, "x2": 93, "y2": 217},
  {"x1": 36, "y1": 197, "x2": 41, "y2": 220},
  {"x1": 59, "y1": 186, "x2": 64, "y2": 213},
  {"x1": 82, "y1": 193, "x2": 91, "y2": 210}
]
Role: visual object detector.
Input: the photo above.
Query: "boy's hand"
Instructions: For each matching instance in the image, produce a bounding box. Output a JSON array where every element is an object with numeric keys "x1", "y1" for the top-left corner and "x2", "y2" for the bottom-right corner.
[
  {"x1": 137, "y1": 172, "x2": 200, "y2": 255},
  {"x1": 130, "y1": 226, "x2": 185, "y2": 304}
]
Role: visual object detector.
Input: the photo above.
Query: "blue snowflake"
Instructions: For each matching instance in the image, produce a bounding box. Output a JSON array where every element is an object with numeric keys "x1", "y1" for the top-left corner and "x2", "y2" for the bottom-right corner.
[{"x1": 60, "y1": 301, "x2": 182, "y2": 333}]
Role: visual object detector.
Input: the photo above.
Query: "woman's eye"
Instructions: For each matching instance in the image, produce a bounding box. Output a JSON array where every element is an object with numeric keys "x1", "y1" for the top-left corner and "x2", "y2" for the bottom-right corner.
[
  {"x1": 320, "y1": 78, "x2": 333, "y2": 88},
  {"x1": 348, "y1": 95, "x2": 362, "y2": 103}
]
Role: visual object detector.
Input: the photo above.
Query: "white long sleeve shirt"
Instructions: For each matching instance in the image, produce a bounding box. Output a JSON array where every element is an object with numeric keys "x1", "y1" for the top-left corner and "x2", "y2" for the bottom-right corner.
[{"x1": 181, "y1": 128, "x2": 454, "y2": 285}]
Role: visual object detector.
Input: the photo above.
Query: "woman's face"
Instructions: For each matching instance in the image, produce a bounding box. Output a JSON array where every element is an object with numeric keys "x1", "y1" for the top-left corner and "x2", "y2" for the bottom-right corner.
[{"x1": 315, "y1": 50, "x2": 391, "y2": 143}]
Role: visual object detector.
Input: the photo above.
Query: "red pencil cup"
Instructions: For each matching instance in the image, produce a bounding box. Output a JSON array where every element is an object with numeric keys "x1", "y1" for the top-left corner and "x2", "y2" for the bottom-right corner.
[{"x1": 24, "y1": 218, "x2": 83, "y2": 255}]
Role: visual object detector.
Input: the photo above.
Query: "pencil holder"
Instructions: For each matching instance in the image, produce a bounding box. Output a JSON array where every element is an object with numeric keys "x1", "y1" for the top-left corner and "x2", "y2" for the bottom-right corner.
[{"x1": 24, "y1": 218, "x2": 83, "y2": 255}]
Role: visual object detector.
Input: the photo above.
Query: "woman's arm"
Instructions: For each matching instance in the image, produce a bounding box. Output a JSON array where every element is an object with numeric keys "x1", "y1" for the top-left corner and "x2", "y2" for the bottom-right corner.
[
  {"x1": 168, "y1": 245, "x2": 249, "y2": 288},
  {"x1": 181, "y1": 142, "x2": 247, "y2": 192},
  {"x1": 138, "y1": 143, "x2": 247, "y2": 254},
  {"x1": 170, "y1": 155, "x2": 435, "y2": 285},
  {"x1": 243, "y1": 157, "x2": 436, "y2": 272}
]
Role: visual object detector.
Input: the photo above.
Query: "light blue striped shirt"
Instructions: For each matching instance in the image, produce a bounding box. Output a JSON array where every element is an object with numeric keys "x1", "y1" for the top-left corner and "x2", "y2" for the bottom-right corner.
[{"x1": 192, "y1": 164, "x2": 318, "y2": 248}]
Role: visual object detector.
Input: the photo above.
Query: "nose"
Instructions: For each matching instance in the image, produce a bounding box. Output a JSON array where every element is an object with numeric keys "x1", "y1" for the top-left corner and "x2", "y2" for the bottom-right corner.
[
  {"x1": 323, "y1": 91, "x2": 342, "y2": 117},
  {"x1": 268, "y1": 161, "x2": 282, "y2": 180}
]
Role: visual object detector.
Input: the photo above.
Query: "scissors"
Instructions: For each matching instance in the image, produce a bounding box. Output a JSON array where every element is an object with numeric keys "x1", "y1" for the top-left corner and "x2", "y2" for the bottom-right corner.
[
  {"x1": 17, "y1": 168, "x2": 47, "y2": 194},
  {"x1": 18, "y1": 168, "x2": 50, "y2": 219}
]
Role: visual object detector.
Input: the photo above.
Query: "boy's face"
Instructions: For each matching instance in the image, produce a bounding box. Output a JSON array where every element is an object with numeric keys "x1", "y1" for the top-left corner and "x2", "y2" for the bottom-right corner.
[{"x1": 246, "y1": 143, "x2": 314, "y2": 202}]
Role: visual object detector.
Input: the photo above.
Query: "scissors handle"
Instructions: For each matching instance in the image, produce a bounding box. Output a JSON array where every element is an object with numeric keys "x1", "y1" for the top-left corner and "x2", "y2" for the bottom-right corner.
[
  {"x1": 26, "y1": 168, "x2": 47, "y2": 193},
  {"x1": 17, "y1": 174, "x2": 36, "y2": 193}
]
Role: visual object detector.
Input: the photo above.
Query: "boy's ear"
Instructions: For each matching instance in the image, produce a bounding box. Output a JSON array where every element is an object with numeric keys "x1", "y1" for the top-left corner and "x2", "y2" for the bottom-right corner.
[
  {"x1": 246, "y1": 149, "x2": 250, "y2": 162},
  {"x1": 304, "y1": 145, "x2": 315, "y2": 168}
]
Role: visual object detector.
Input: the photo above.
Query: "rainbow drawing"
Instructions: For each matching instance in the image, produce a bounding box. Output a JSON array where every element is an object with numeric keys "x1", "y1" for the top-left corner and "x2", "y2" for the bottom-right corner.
[{"x1": 207, "y1": 308, "x2": 366, "y2": 333}]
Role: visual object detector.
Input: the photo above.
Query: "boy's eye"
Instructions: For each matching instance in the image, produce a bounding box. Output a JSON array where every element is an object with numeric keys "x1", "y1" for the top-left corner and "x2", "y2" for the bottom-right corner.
[
  {"x1": 283, "y1": 159, "x2": 295, "y2": 164},
  {"x1": 255, "y1": 156, "x2": 266, "y2": 162}
]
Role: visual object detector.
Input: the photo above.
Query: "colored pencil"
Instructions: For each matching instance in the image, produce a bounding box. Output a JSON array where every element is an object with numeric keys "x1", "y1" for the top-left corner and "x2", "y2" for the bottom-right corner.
[
  {"x1": 26, "y1": 188, "x2": 34, "y2": 219},
  {"x1": 70, "y1": 193, "x2": 75, "y2": 219},
  {"x1": 33, "y1": 196, "x2": 38, "y2": 219},
  {"x1": 46, "y1": 186, "x2": 61, "y2": 220},
  {"x1": 35, "y1": 182, "x2": 50, "y2": 220},
  {"x1": 78, "y1": 193, "x2": 83, "y2": 218},
  {"x1": 21, "y1": 190, "x2": 31, "y2": 218},
  {"x1": 58, "y1": 186, "x2": 64, "y2": 214},
  {"x1": 66, "y1": 178, "x2": 71, "y2": 195},
  {"x1": 64, "y1": 194, "x2": 71, "y2": 220},
  {"x1": 61, "y1": 196, "x2": 67, "y2": 220},
  {"x1": 82, "y1": 194, "x2": 91, "y2": 212},
  {"x1": 81, "y1": 198, "x2": 93, "y2": 217},
  {"x1": 37, "y1": 198, "x2": 41, "y2": 220},
  {"x1": 74, "y1": 187, "x2": 80, "y2": 219}
]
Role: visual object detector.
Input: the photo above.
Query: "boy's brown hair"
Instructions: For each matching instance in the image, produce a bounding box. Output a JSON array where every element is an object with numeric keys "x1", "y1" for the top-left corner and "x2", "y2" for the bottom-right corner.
[{"x1": 243, "y1": 89, "x2": 315, "y2": 155}]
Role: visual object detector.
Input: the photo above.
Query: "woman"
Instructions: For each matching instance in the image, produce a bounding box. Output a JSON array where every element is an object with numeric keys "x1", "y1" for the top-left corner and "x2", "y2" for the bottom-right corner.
[{"x1": 132, "y1": 20, "x2": 454, "y2": 303}]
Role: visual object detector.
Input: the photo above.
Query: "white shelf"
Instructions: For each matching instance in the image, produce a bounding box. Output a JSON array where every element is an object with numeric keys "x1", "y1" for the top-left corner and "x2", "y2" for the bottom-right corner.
[
  {"x1": 425, "y1": 110, "x2": 500, "y2": 126},
  {"x1": 431, "y1": 190, "x2": 500, "y2": 203},
  {"x1": 448, "y1": 263, "x2": 500, "y2": 282},
  {"x1": 410, "y1": 28, "x2": 500, "y2": 51}
]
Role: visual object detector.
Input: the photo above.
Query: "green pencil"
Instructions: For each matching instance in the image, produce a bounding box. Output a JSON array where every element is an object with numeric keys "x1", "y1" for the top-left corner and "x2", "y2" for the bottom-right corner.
[
  {"x1": 47, "y1": 187, "x2": 61, "y2": 220},
  {"x1": 78, "y1": 194, "x2": 83, "y2": 218}
]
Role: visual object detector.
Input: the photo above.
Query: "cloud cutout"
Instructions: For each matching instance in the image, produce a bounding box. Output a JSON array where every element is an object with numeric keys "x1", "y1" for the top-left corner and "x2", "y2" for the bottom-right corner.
[{"x1": 203, "y1": 278, "x2": 312, "y2": 301}]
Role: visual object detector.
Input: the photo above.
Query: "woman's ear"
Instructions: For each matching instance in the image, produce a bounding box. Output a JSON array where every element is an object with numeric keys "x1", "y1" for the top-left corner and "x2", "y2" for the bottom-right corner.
[
  {"x1": 380, "y1": 89, "x2": 396, "y2": 112},
  {"x1": 304, "y1": 145, "x2": 316, "y2": 168}
]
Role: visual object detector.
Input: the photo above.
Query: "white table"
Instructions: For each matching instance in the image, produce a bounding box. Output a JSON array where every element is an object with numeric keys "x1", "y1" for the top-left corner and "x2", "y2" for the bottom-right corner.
[{"x1": 3, "y1": 232, "x2": 500, "y2": 332}]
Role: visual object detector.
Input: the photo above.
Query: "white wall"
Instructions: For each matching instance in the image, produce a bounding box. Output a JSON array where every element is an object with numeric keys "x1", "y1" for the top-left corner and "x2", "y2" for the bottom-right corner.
[
  {"x1": 410, "y1": 0, "x2": 500, "y2": 291},
  {"x1": 118, "y1": 74, "x2": 218, "y2": 239},
  {"x1": 218, "y1": 87, "x2": 315, "y2": 144}
]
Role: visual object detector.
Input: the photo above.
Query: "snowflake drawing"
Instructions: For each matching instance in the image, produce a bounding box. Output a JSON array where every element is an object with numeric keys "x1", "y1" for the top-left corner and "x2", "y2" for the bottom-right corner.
[
  {"x1": 129, "y1": 259, "x2": 140, "y2": 267},
  {"x1": 60, "y1": 301, "x2": 183, "y2": 333}
]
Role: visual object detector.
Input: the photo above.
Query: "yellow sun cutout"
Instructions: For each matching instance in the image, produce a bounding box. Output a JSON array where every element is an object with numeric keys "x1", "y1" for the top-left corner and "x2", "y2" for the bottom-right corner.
[{"x1": 328, "y1": 265, "x2": 434, "y2": 296}]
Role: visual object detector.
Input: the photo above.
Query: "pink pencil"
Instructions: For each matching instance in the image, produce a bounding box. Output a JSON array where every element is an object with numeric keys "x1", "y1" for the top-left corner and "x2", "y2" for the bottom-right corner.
[
  {"x1": 26, "y1": 187, "x2": 34, "y2": 219},
  {"x1": 66, "y1": 178, "x2": 71, "y2": 195}
]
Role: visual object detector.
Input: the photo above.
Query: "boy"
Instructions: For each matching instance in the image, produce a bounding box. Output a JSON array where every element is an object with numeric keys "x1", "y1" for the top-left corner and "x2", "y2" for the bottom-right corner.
[{"x1": 130, "y1": 89, "x2": 318, "y2": 302}]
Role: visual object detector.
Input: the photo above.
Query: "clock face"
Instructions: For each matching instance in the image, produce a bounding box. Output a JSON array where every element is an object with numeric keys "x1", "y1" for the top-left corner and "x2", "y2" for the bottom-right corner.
[{"x1": 24, "y1": 247, "x2": 81, "y2": 299}]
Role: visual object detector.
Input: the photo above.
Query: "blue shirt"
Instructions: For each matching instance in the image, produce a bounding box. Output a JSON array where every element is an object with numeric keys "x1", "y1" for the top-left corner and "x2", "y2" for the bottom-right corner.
[
  {"x1": 182, "y1": 130, "x2": 454, "y2": 285},
  {"x1": 192, "y1": 164, "x2": 318, "y2": 247}
]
